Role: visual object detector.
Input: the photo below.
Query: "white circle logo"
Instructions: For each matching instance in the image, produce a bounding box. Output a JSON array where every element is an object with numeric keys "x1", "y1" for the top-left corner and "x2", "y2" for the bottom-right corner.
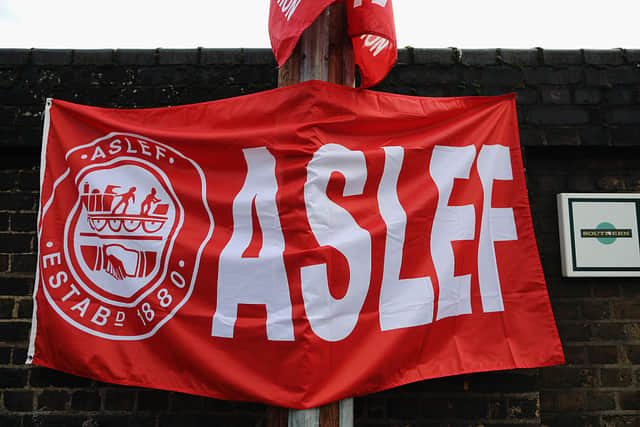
[{"x1": 39, "y1": 133, "x2": 213, "y2": 340}]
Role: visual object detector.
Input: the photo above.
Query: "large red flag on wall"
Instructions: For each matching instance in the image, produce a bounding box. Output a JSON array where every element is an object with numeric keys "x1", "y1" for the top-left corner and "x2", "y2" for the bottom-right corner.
[
  {"x1": 29, "y1": 81, "x2": 563, "y2": 409},
  {"x1": 269, "y1": 0, "x2": 397, "y2": 87}
]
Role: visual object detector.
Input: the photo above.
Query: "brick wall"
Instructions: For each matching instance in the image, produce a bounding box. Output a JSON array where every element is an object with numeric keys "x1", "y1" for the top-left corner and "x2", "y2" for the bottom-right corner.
[{"x1": 1, "y1": 48, "x2": 639, "y2": 426}]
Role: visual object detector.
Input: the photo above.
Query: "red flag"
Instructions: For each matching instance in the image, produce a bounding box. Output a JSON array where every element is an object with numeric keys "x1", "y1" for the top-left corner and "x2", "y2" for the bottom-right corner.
[
  {"x1": 30, "y1": 81, "x2": 564, "y2": 409},
  {"x1": 268, "y1": 0, "x2": 336, "y2": 66},
  {"x1": 347, "y1": 0, "x2": 397, "y2": 87},
  {"x1": 269, "y1": 0, "x2": 397, "y2": 87}
]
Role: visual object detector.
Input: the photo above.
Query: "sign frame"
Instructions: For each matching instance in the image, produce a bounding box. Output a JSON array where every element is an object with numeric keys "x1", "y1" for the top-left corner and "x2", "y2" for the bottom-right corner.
[{"x1": 557, "y1": 193, "x2": 640, "y2": 277}]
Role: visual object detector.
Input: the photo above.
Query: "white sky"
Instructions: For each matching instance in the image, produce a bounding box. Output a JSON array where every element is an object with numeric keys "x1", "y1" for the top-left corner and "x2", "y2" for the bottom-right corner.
[{"x1": 0, "y1": 0, "x2": 638, "y2": 49}]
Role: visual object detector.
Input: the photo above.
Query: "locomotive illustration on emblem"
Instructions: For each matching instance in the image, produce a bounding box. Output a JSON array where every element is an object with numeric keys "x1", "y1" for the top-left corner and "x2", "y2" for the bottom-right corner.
[
  {"x1": 68, "y1": 163, "x2": 179, "y2": 301},
  {"x1": 38, "y1": 132, "x2": 213, "y2": 340}
]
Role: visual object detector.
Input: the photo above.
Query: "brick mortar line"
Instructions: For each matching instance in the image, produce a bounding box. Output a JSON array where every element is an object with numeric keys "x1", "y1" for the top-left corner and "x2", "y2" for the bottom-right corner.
[{"x1": 0, "y1": 272, "x2": 36, "y2": 278}]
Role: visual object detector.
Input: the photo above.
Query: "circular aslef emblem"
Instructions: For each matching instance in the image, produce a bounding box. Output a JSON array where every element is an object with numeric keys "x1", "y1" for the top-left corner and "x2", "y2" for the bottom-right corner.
[{"x1": 39, "y1": 132, "x2": 213, "y2": 340}]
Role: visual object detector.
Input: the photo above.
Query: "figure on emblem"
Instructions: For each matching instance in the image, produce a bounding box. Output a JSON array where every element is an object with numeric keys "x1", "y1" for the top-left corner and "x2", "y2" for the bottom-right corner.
[
  {"x1": 112, "y1": 187, "x2": 136, "y2": 214},
  {"x1": 140, "y1": 188, "x2": 161, "y2": 216}
]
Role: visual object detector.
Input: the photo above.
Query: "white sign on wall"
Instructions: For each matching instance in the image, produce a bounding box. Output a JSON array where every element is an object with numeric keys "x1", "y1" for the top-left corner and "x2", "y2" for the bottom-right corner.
[{"x1": 557, "y1": 193, "x2": 640, "y2": 277}]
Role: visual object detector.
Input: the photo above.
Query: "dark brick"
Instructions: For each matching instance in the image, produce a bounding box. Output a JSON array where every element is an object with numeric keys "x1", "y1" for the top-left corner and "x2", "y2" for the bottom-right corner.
[
  {"x1": 585, "y1": 391, "x2": 616, "y2": 410},
  {"x1": 137, "y1": 389, "x2": 169, "y2": 410},
  {"x1": 0, "y1": 49, "x2": 30, "y2": 65},
  {"x1": 625, "y1": 345, "x2": 640, "y2": 363},
  {"x1": 0, "y1": 346, "x2": 10, "y2": 363},
  {"x1": 4, "y1": 390, "x2": 33, "y2": 411},
  {"x1": 587, "y1": 67, "x2": 640, "y2": 87},
  {"x1": 480, "y1": 66, "x2": 523, "y2": 87},
  {"x1": 583, "y1": 300, "x2": 611, "y2": 320},
  {"x1": 528, "y1": 106, "x2": 590, "y2": 125},
  {"x1": 588, "y1": 345, "x2": 618, "y2": 364},
  {"x1": 169, "y1": 392, "x2": 208, "y2": 410},
  {"x1": 611, "y1": 126, "x2": 640, "y2": 146},
  {"x1": 388, "y1": 396, "x2": 423, "y2": 418},
  {"x1": 625, "y1": 49, "x2": 640, "y2": 63},
  {"x1": 23, "y1": 414, "x2": 86, "y2": 427},
  {"x1": 0, "y1": 173, "x2": 15, "y2": 191},
  {"x1": 541, "y1": 390, "x2": 585, "y2": 411},
  {"x1": 623, "y1": 323, "x2": 640, "y2": 340},
  {"x1": 487, "y1": 397, "x2": 507, "y2": 418},
  {"x1": 552, "y1": 301, "x2": 580, "y2": 320},
  {"x1": 413, "y1": 48, "x2": 455, "y2": 65},
  {"x1": 158, "y1": 413, "x2": 254, "y2": 427},
  {"x1": 10, "y1": 212, "x2": 36, "y2": 232},
  {"x1": 72, "y1": 49, "x2": 114, "y2": 65},
  {"x1": 0, "y1": 192, "x2": 37, "y2": 210},
  {"x1": 16, "y1": 170, "x2": 39, "y2": 192},
  {"x1": 104, "y1": 389, "x2": 136, "y2": 410},
  {"x1": 158, "y1": 48, "x2": 199, "y2": 65},
  {"x1": 524, "y1": 67, "x2": 582, "y2": 85},
  {"x1": 541, "y1": 86, "x2": 571, "y2": 104},
  {"x1": 10, "y1": 254, "x2": 36, "y2": 273},
  {"x1": 602, "y1": 368, "x2": 632, "y2": 387},
  {"x1": 0, "y1": 415, "x2": 21, "y2": 427},
  {"x1": 618, "y1": 391, "x2": 640, "y2": 410},
  {"x1": 0, "y1": 277, "x2": 33, "y2": 296},
  {"x1": 0, "y1": 254, "x2": 10, "y2": 271},
  {"x1": 0, "y1": 232, "x2": 32, "y2": 252},
  {"x1": 92, "y1": 415, "x2": 156, "y2": 427},
  {"x1": 0, "y1": 367, "x2": 28, "y2": 387},
  {"x1": 579, "y1": 126, "x2": 610, "y2": 146},
  {"x1": 468, "y1": 371, "x2": 538, "y2": 393},
  {"x1": 201, "y1": 48, "x2": 244, "y2": 65},
  {"x1": 0, "y1": 298, "x2": 13, "y2": 318},
  {"x1": 17, "y1": 299, "x2": 32, "y2": 318},
  {"x1": 515, "y1": 88, "x2": 537, "y2": 104},
  {"x1": 395, "y1": 48, "x2": 411, "y2": 65},
  {"x1": 601, "y1": 415, "x2": 640, "y2": 427},
  {"x1": 604, "y1": 87, "x2": 636, "y2": 104},
  {"x1": 115, "y1": 49, "x2": 157, "y2": 65},
  {"x1": 547, "y1": 128, "x2": 580, "y2": 146},
  {"x1": 242, "y1": 48, "x2": 276, "y2": 65},
  {"x1": 0, "y1": 106, "x2": 18, "y2": 127},
  {"x1": 575, "y1": 88, "x2": 602, "y2": 105},
  {"x1": 31, "y1": 49, "x2": 72, "y2": 66},
  {"x1": 12, "y1": 347, "x2": 27, "y2": 364},
  {"x1": 591, "y1": 322, "x2": 626, "y2": 340},
  {"x1": 30, "y1": 367, "x2": 92, "y2": 388},
  {"x1": 613, "y1": 301, "x2": 640, "y2": 319},
  {"x1": 519, "y1": 127, "x2": 545, "y2": 146},
  {"x1": 607, "y1": 107, "x2": 640, "y2": 124},
  {"x1": 37, "y1": 390, "x2": 69, "y2": 410},
  {"x1": 507, "y1": 397, "x2": 539, "y2": 419},
  {"x1": 543, "y1": 49, "x2": 584, "y2": 66},
  {"x1": 499, "y1": 49, "x2": 540, "y2": 66},
  {"x1": 460, "y1": 49, "x2": 498, "y2": 66},
  {"x1": 542, "y1": 367, "x2": 595, "y2": 388},
  {"x1": 421, "y1": 397, "x2": 456, "y2": 418},
  {"x1": 563, "y1": 345, "x2": 586, "y2": 364},
  {"x1": 0, "y1": 321, "x2": 30, "y2": 342},
  {"x1": 584, "y1": 49, "x2": 625, "y2": 65},
  {"x1": 542, "y1": 414, "x2": 599, "y2": 427},
  {"x1": 71, "y1": 390, "x2": 101, "y2": 410}
]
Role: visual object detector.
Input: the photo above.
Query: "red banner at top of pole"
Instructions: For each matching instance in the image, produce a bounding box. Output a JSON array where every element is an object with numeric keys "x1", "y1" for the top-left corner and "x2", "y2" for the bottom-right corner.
[{"x1": 269, "y1": 0, "x2": 397, "y2": 87}]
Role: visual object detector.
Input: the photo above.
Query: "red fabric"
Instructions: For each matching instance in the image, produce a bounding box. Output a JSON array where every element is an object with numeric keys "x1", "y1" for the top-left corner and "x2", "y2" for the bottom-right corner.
[
  {"x1": 269, "y1": 0, "x2": 397, "y2": 87},
  {"x1": 347, "y1": 0, "x2": 396, "y2": 87},
  {"x1": 30, "y1": 81, "x2": 564, "y2": 409}
]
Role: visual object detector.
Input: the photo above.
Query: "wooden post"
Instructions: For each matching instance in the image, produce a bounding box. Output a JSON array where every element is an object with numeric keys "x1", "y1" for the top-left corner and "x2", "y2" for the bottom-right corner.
[
  {"x1": 271, "y1": 3, "x2": 355, "y2": 427},
  {"x1": 278, "y1": 3, "x2": 354, "y2": 88}
]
